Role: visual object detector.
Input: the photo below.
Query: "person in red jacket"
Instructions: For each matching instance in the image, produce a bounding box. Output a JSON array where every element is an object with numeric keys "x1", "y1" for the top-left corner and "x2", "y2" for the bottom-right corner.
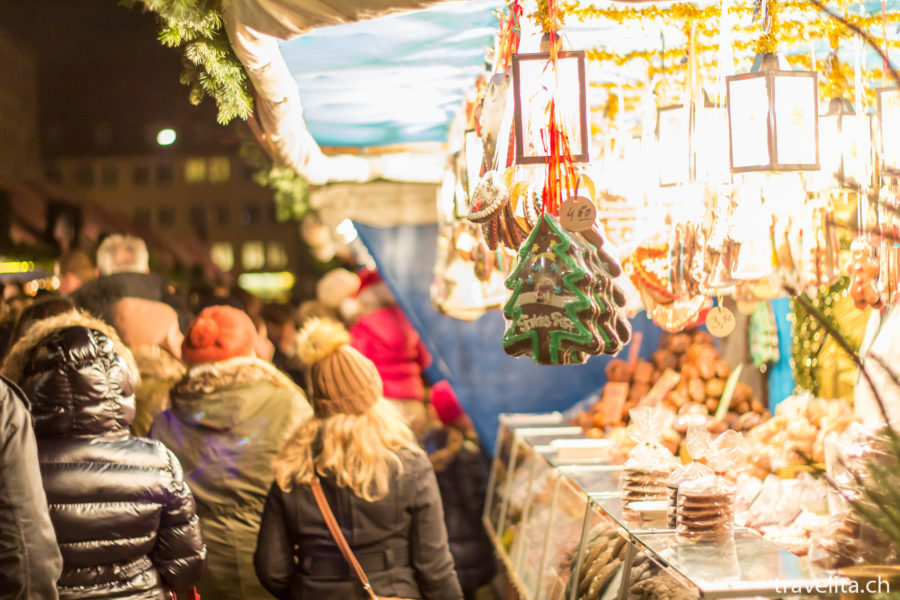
[{"x1": 346, "y1": 270, "x2": 432, "y2": 434}]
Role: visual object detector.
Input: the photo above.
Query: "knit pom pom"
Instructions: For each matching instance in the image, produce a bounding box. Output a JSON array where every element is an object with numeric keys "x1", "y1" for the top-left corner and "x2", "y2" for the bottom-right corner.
[
  {"x1": 297, "y1": 318, "x2": 350, "y2": 364},
  {"x1": 187, "y1": 316, "x2": 219, "y2": 348}
]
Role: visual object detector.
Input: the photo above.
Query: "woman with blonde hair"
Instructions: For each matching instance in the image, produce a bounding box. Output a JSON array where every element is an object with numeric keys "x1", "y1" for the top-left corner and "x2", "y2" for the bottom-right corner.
[{"x1": 254, "y1": 319, "x2": 463, "y2": 600}]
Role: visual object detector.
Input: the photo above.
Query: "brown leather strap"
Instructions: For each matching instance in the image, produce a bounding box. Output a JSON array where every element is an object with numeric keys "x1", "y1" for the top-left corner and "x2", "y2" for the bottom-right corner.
[{"x1": 310, "y1": 477, "x2": 379, "y2": 600}]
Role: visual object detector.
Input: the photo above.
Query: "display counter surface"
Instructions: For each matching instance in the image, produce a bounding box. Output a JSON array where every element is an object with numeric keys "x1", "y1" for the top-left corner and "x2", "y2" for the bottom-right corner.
[{"x1": 486, "y1": 413, "x2": 841, "y2": 600}]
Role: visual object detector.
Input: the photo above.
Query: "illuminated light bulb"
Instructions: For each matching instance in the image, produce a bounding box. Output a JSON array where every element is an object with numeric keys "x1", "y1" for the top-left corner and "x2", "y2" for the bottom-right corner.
[{"x1": 156, "y1": 128, "x2": 177, "y2": 146}]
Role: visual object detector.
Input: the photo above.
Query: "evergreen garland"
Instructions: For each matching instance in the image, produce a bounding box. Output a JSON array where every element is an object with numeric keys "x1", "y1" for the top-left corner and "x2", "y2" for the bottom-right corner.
[
  {"x1": 789, "y1": 276, "x2": 852, "y2": 395},
  {"x1": 122, "y1": 0, "x2": 253, "y2": 124},
  {"x1": 121, "y1": 0, "x2": 313, "y2": 220},
  {"x1": 240, "y1": 142, "x2": 312, "y2": 221}
]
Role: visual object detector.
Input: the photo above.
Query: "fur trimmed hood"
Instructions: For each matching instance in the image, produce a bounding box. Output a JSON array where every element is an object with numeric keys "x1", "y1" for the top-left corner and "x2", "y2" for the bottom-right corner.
[
  {"x1": 1, "y1": 309, "x2": 139, "y2": 385},
  {"x1": 0, "y1": 309, "x2": 141, "y2": 439},
  {"x1": 174, "y1": 356, "x2": 304, "y2": 396},
  {"x1": 131, "y1": 345, "x2": 185, "y2": 382},
  {"x1": 169, "y1": 356, "x2": 311, "y2": 431}
]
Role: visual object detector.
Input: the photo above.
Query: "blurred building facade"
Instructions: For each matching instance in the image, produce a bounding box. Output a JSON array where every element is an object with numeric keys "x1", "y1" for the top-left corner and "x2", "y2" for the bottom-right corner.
[
  {"x1": 0, "y1": 2, "x2": 315, "y2": 298},
  {"x1": 0, "y1": 28, "x2": 40, "y2": 180},
  {"x1": 43, "y1": 153, "x2": 306, "y2": 285}
]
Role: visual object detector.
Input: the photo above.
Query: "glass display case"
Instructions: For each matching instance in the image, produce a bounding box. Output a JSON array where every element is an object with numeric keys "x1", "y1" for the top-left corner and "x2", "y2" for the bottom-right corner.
[
  {"x1": 485, "y1": 420, "x2": 582, "y2": 539},
  {"x1": 511, "y1": 455, "x2": 557, "y2": 597},
  {"x1": 568, "y1": 504, "x2": 631, "y2": 600},
  {"x1": 486, "y1": 413, "x2": 843, "y2": 600},
  {"x1": 537, "y1": 477, "x2": 590, "y2": 600}
]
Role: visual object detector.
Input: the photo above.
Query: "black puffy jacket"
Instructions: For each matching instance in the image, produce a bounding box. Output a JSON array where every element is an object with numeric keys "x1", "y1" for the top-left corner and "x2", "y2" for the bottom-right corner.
[
  {"x1": 0, "y1": 312, "x2": 206, "y2": 600},
  {"x1": 423, "y1": 428, "x2": 496, "y2": 593},
  {"x1": 0, "y1": 376, "x2": 62, "y2": 599}
]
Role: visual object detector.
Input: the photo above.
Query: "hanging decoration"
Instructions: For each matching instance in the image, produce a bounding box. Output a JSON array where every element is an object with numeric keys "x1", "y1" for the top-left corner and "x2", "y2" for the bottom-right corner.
[
  {"x1": 878, "y1": 87, "x2": 900, "y2": 174},
  {"x1": 502, "y1": 213, "x2": 630, "y2": 364},
  {"x1": 511, "y1": 50, "x2": 589, "y2": 164},
  {"x1": 436, "y1": 0, "x2": 900, "y2": 367},
  {"x1": 726, "y1": 53, "x2": 820, "y2": 172}
]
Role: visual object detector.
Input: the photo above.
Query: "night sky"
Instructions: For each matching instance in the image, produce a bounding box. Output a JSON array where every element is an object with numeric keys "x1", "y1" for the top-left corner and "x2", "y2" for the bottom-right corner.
[{"x1": 0, "y1": 0, "x2": 241, "y2": 158}]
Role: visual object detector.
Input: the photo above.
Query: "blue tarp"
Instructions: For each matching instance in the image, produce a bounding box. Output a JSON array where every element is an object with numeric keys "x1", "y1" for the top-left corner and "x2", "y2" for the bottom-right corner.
[
  {"x1": 768, "y1": 297, "x2": 797, "y2": 409},
  {"x1": 356, "y1": 222, "x2": 663, "y2": 451}
]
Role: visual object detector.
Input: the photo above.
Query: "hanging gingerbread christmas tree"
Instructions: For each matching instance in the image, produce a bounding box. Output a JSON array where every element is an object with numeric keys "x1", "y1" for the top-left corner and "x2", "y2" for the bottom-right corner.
[
  {"x1": 502, "y1": 213, "x2": 598, "y2": 364},
  {"x1": 501, "y1": 0, "x2": 630, "y2": 364}
]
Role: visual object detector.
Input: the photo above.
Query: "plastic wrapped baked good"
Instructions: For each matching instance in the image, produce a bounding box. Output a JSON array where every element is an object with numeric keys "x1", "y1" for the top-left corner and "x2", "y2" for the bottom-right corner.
[
  {"x1": 666, "y1": 425, "x2": 714, "y2": 528},
  {"x1": 621, "y1": 406, "x2": 680, "y2": 504},
  {"x1": 675, "y1": 431, "x2": 744, "y2": 542},
  {"x1": 811, "y1": 424, "x2": 900, "y2": 568},
  {"x1": 676, "y1": 475, "x2": 736, "y2": 542}
]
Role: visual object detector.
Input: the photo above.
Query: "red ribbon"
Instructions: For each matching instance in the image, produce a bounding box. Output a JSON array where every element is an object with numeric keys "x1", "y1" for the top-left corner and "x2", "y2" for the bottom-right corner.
[{"x1": 540, "y1": 0, "x2": 577, "y2": 218}]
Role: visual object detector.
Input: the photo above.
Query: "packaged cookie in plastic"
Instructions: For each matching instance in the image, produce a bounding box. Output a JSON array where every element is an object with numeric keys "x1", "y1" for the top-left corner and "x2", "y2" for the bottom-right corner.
[
  {"x1": 675, "y1": 475, "x2": 736, "y2": 543},
  {"x1": 621, "y1": 405, "x2": 680, "y2": 505},
  {"x1": 666, "y1": 424, "x2": 714, "y2": 528},
  {"x1": 675, "y1": 430, "x2": 745, "y2": 543}
]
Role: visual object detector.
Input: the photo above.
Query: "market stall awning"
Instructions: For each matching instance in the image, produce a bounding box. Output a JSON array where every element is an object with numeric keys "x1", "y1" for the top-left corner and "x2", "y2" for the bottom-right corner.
[
  {"x1": 227, "y1": 0, "x2": 900, "y2": 186},
  {"x1": 226, "y1": 0, "x2": 499, "y2": 184}
]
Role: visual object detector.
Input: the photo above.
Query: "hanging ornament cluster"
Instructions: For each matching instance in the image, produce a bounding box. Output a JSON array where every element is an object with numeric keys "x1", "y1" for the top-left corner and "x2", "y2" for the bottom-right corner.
[
  {"x1": 498, "y1": 2, "x2": 631, "y2": 365},
  {"x1": 502, "y1": 213, "x2": 630, "y2": 364}
]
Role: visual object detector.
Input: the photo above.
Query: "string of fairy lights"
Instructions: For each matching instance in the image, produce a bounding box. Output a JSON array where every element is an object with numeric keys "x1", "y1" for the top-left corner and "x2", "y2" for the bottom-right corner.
[
  {"x1": 511, "y1": 0, "x2": 899, "y2": 395},
  {"x1": 522, "y1": 1, "x2": 900, "y2": 123}
]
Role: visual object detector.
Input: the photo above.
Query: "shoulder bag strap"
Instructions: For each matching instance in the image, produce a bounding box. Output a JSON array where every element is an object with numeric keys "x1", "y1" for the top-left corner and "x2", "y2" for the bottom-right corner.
[{"x1": 310, "y1": 477, "x2": 379, "y2": 600}]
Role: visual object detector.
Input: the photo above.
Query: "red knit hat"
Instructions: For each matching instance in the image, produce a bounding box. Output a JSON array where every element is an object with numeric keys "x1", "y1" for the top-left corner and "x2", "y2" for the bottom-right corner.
[
  {"x1": 431, "y1": 380, "x2": 463, "y2": 425},
  {"x1": 182, "y1": 306, "x2": 256, "y2": 364},
  {"x1": 355, "y1": 269, "x2": 382, "y2": 297}
]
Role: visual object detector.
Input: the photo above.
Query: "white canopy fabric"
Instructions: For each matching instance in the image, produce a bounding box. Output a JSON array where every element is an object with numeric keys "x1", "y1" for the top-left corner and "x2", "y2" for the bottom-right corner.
[
  {"x1": 226, "y1": 0, "x2": 451, "y2": 39},
  {"x1": 223, "y1": 0, "x2": 465, "y2": 185}
]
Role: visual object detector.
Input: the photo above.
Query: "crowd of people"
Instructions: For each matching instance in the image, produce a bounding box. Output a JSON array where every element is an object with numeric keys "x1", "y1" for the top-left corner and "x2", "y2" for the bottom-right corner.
[{"x1": 0, "y1": 235, "x2": 496, "y2": 600}]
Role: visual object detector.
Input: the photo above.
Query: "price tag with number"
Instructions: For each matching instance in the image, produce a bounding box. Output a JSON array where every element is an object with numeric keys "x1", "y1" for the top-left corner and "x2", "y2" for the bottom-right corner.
[
  {"x1": 705, "y1": 305, "x2": 736, "y2": 337},
  {"x1": 559, "y1": 196, "x2": 596, "y2": 232}
]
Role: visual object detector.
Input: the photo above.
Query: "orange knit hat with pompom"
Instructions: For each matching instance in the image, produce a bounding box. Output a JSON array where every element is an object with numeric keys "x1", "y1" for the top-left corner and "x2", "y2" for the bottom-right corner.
[{"x1": 182, "y1": 305, "x2": 256, "y2": 364}]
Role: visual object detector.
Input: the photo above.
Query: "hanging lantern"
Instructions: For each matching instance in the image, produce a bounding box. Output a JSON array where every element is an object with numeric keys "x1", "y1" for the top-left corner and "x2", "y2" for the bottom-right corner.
[
  {"x1": 657, "y1": 104, "x2": 691, "y2": 186},
  {"x1": 819, "y1": 97, "x2": 872, "y2": 187},
  {"x1": 726, "y1": 53, "x2": 819, "y2": 172},
  {"x1": 878, "y1": 87, "x2": 900, "y2": 175},
  {"x1": 511, "y1": 50, "x2": 589, "y2": 164}
]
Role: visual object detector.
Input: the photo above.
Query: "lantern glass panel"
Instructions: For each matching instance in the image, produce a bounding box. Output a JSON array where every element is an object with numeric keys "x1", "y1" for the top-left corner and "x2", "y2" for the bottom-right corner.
[
  {"x1": 728, "y1": 76, "x2": 770, "y2": 169},
  {"x1": 842, "y1": 115, "x2": 871, "y2": 183},
  {"x1": 695, "y1": 107, "x2": 731, "y2": 184},
  {"x1": 820, "y1": 114, "x2": 871, "y2": 185},
  {"x1": 512, "y1": 51, "x2": 589, "y2": 164},
  {"x1": 658, "y1": 105, "x2": 690, "y2": 186},
  {"x1": 819, "y1": 114, "x2": 841, "y2": 178},
  {"x1": 880, "y1": 88, "x2": 900, "y2": 174},
  {"x1": 772, "y1": 75, "x2": 818, "y2": 167}
]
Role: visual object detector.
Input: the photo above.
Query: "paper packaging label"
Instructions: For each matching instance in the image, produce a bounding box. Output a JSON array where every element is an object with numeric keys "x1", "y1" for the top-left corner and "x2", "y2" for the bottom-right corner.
[
  {"x1": 600, "y1": 382, "x2": 629, "y2": 424},
  {"x1": 641, "y1": 368, "x2": 681, "y2": 405},
  {"x1": 560, "y1": 196, "x2": 596, "y2": 232},
  {"x1": 706, "y1": 305, "x2": 736, "y2": 337}
]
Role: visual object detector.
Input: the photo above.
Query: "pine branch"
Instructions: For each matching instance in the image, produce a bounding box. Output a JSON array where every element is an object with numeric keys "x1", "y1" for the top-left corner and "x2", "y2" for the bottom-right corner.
[{"x1": 123, "y1": 0, "x2": 252, "y2": 124}]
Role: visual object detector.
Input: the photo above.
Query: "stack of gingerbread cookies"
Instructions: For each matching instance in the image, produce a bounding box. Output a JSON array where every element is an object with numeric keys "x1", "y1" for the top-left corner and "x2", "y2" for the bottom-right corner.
[
  {"x1": 675, "y1": 476, "x2": 736, "y2": 542},
  {"x1": 621, "y1": 466, "x2": 674, "y2": 504}
]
